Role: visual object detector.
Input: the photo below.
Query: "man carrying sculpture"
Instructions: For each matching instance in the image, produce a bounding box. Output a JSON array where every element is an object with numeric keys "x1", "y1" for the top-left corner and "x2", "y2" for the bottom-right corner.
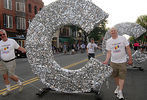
[
  {"x1": 103, "y1": 28, "x2": 133, "y2": 100},
  {"x1": 0, "y1": 29, "x2": 26, "y2": 96}
]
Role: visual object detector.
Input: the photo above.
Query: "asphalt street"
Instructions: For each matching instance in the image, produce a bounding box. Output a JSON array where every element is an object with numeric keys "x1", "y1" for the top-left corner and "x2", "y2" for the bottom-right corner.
[{"x1": 0, "y1": 50, "x2": 147, "y2": 100}]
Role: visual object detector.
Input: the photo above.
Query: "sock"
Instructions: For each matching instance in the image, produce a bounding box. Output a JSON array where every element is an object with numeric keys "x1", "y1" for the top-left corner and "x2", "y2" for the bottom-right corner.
[
  {"x1": 17, "y1": 80, "x2": 22, "y2": 85},
  {"x1": 116, "y1": 86, "x2": 119, "y2": 90},
  {"x1": 118, "y1": 90, "x2": 124, "y2": 98},
  {"x1": 6, "y1": 84, "x2": 11, "y2": 91},
  {"x1": 118, "y1": 90, "x2": 122, "y2": 94}
]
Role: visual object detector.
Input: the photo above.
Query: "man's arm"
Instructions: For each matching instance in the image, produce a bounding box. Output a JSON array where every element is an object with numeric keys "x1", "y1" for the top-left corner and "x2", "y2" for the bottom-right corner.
[
  {"x1": 126, "y1": 45, "x2": 133, "y2": 65},
  {"x1": 97, "y1": 45, "x2": 102, "y2": 50},
  {"x1": 103, "y1": 50, "x2": 111, "y2": 64},
  {"x1": 17, "y1": 47, "x2": 26, "y2": 53}
]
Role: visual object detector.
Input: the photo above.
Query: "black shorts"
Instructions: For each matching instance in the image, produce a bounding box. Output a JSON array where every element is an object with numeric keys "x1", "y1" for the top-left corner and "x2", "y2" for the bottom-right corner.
[{"x1": 88, "y1": 53, "x2": 95, "y2": 60}]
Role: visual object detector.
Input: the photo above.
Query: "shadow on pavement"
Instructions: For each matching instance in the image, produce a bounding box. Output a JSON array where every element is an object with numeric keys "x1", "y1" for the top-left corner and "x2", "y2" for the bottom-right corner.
[{"x1": 36, "y1": 90, "x2": 103, "y2": 100}]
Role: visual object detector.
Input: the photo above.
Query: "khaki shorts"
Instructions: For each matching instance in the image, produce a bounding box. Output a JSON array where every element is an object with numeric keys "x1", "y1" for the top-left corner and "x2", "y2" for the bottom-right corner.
[
  {"x1": 110, "y1": 62, "x2": 127, "y2": 79},
  {"x1": 0, "y1": 60, "x2": 16, "y2": 76}
]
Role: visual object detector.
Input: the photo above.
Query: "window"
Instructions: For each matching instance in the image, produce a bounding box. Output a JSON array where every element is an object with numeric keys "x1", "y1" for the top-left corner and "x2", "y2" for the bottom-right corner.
[
  {"x1": 3, "y1": 14, "x2": 13, "y2": 29},
  {"x1": 16, "y1": 2, "x2": 25, "y2": 12},
  {"x1": 34, "y1": 6, "x2": 37, "y2": 14},
  {"x1": 60, "y1": 27, "x2": 70, "y2": 37},
  {"x1": 28, "y1": 4, "x2": 32, "y2": 13},
  {"x1": 4, "y1": 0, "x2": 12, "y2": 10},
  {"x1": 16, "y1": 17, "x2": 26, "y2": 30}
]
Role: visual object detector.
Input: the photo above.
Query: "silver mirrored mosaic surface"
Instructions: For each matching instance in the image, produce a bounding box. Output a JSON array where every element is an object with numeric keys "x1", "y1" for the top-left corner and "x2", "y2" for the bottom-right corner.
[
  {"x1": 127, "y1": 50, "x2": 147, "y2": 67},
  {"x1": 26, "y1": 0, "x2": 112, "y2": 93}
]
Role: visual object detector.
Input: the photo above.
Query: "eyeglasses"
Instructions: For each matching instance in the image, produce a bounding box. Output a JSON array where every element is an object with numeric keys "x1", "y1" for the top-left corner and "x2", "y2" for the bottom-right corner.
[{"x1": 0, "y1": 34, "x2": 5, "y2": 36}]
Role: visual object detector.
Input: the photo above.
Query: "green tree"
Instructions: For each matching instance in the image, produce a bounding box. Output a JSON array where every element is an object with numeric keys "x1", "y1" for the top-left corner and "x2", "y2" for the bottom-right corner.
[
  {"x1": 88, "y1": 20, "x2": 108, "y2": 43},
  {"x1": 136, "y1": 15, "x2": 147, "y2": 29},
  {"x1": 136, "y1": 15, "x2": 147, "y2": 42}
]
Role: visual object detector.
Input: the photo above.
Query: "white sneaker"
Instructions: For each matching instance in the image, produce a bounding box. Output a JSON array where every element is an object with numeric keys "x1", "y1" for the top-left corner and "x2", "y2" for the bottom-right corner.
[
  {"x1": 2, "y1": 90, "x2": 11, "y2": 96},
  {"x1": 18, "y1": 84, "x2": 23, "y2": 92},
  {"x1": 117, "y1": 91, "x2": 124, "y2": 100},
  {"x1": 114, "y1": 88, "x2": 119, "y2": 95}
]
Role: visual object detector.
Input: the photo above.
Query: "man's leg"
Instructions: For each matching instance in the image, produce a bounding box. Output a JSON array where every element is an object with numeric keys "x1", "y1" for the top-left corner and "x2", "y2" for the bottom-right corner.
[
  {"x1": 117, "y1": 79, "x2": 125, "y2": 99},
  {"x1": 88, "y1": 53, "x2": 95, "y2": 60},
  {"x1": 110, "y1": 62, "x2": 119, "y2": 95},
  {"x1": 9, "y1": 75, "x2": 23, "y2": 92},
  {"x1": 2, "y1": 74, "x2": 11, "y2": 96},
  {"x1": 114, "y1": 77, "x2": 120, "y2": 95},
  {"x1": 3, "y1": 74, "x2": 10, "y2": 86},
  {"x1": 8, "y1": 60, "x2": 23, "y2": 92},
  {"x1": 0, "y1": 62, "x2": 11, "y2": 96},
  {"x1": 9, "y1": 75, "x2": 18, "y2": 82},
  {"x1": 117, "y1": 63, "x2": 127, "y2": 100},
  {"x1": 88, "y1": 54, "x2": 91, "y2": 60},
  {"x1": 114, "y1": 77, "x2": 119, "y2": 86},
  {"x1": 119, "y1": 79, "x2": 124, "y2": 90}
]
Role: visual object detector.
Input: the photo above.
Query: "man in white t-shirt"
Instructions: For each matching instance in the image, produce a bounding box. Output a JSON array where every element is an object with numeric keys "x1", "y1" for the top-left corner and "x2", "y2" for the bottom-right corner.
[
  {"x1": 0, "y1": 29, "x2": 26, "y2": 96},
  {"x1": 87, "y1": 38, "x2": 100, "y2": 60},
  {"x1": 103, "y1": 28, "x2": 132, "y2": 100}
]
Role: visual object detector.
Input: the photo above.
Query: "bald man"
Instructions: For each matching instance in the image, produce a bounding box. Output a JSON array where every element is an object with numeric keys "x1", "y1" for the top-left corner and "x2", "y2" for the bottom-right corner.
[
  {"x1": 0, "y1": 29, "x2": 26, "y2": 96},
  {"x1": 103, "y1": 28, "x2": 132, "y2": 100}
]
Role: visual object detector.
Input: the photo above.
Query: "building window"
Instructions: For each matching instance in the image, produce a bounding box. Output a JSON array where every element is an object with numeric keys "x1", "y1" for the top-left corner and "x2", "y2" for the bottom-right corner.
[
  {"x1": 60, "y1": 27, "x2": 69, "y2": 37},
  {"x1": 28, "y1": 4, "x2": 32, "y2": 13},
  {"x1": 16, "y1": 2, "x2": 25, "y2": 12},
  {"x1": 16, "y1": 17, "x2": 26, "y2": 30},
  {"x1": 4, "y1": 0, "x2": 12, "y2": 10},
  {"x1": 34, "y1": 6, "x2": 37, "y2": 14},
  {"x1": 3, "y1": 14, "x2": 13, "y2": 29}
]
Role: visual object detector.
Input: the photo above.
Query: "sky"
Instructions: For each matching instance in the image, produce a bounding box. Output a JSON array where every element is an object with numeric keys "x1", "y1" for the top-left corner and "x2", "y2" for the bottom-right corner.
[{"x1": 42, "y1": 0, "x2": 147, "y2": 28}]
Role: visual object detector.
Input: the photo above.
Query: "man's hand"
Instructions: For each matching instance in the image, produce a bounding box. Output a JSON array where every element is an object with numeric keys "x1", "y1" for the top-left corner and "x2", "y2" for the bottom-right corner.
[
  {"x1": 128, "y1": 58, "x2": 133, "y2": 65},
  {"x1": 22, "y1": 49, "x2": 26, "y2": 53},
  {"x1": 18, "y1": 47, "x2": 26, "y2": 53},
  {"x1": 97, "y1": 46, "x2": 102, "y2": 50},
  {"x1": 103, "y1": 60, "x2": 109, "y2": 65},
  {"x1": 126, "y1": 45, "x2": 133, "y2": 65},
  {"x1": 103, "y1": 50, "x2": 111, "y2": 65}
]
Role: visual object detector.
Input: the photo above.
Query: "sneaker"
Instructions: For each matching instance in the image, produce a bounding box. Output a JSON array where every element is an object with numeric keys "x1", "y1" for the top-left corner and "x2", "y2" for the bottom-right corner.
[
  {"x1": 36, "y1": 88, "x2": 52, "y2": 96},
  {"x1": 117, "y1": 91, "x2": 124, "y2": 100},
  {"x1": 114, "y1": 88, "x2": 119, "y2": 95},
  {"x1": 18, "y1": 84, "x2": 23, "y2": 92},
  {"x1": 90, "y1": 88, "x2": 98, "y2": 94},
  {"x1": 2, "y1": 90, "x2": 11, "y2": 96}
]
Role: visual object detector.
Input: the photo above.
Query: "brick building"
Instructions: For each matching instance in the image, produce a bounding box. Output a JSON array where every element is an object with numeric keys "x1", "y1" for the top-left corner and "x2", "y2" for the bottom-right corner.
[
  {"x1": 0, "y1": 0, "x2": 44, "y2": 46},
  {"x1": 26, "y1": 0, "x2": 44, "y2": 31}
]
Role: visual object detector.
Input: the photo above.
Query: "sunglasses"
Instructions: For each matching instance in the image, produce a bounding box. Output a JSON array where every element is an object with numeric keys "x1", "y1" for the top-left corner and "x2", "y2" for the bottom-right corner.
[{"x1": 0, "y1": 34, "x2": 5, "y2": 36}]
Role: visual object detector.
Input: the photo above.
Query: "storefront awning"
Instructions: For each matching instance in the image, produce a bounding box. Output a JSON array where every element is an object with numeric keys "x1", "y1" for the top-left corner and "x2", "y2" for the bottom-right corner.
[
  {"x1": 59, "y1": 37, "x2": 69, "y2": 43},
  {"x1": 9, "y1": 37, "x2": 25, "y2": 40}
]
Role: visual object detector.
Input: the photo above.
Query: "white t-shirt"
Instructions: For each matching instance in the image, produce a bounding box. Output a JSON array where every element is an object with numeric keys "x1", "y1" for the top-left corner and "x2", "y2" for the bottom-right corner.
[
  {"x1": 0, "y1": 38, "x2": 19, "y2": 61},
  {"x1": 106, "y1": 36, "x2": 129, "y2": 63},
  {"x1": 87, "y1": 42, "x2": 98, "y2": 53}
]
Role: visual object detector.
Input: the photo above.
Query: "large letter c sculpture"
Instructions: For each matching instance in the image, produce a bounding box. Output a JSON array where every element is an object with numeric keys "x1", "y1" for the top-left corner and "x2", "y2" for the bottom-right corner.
[{"x1": 26, "y1": 0, "x2": 112, "y2": 93}]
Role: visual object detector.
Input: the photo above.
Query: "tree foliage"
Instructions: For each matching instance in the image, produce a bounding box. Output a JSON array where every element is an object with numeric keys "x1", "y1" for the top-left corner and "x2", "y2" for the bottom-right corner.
[
  {"x1": 136, "y1": 15, "x2": 147, "y2": 29},
  {"x1": 136, "y1": 15, "x2": 147, "y2": 42},
  {"x1": 88, "y1": 20, "x2": 108, "y2": 42}
]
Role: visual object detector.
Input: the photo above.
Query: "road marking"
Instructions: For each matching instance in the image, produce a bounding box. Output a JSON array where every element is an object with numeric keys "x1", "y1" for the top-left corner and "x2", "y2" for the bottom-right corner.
[
  {"x1": 0, "y1": 78, "x2": 39, "y2": 95},
  {"x1": 64, "y1": 54, "x2": 102, "y2": 69},
  {"x1": 0, "y1": 53, "x2": 103, "y2": 94},
  {"x1": 0, "y1": 77, "x2": 39, "y2": 93}
]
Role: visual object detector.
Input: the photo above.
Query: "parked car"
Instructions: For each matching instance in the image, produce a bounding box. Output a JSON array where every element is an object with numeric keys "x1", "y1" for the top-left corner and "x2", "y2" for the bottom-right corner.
[
  {"x1": 8, "y1": 37, "x2": 26, "y2": 58},
  {"x1": 15, "y1": 49, "x2": 27, "y2": 58}
]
